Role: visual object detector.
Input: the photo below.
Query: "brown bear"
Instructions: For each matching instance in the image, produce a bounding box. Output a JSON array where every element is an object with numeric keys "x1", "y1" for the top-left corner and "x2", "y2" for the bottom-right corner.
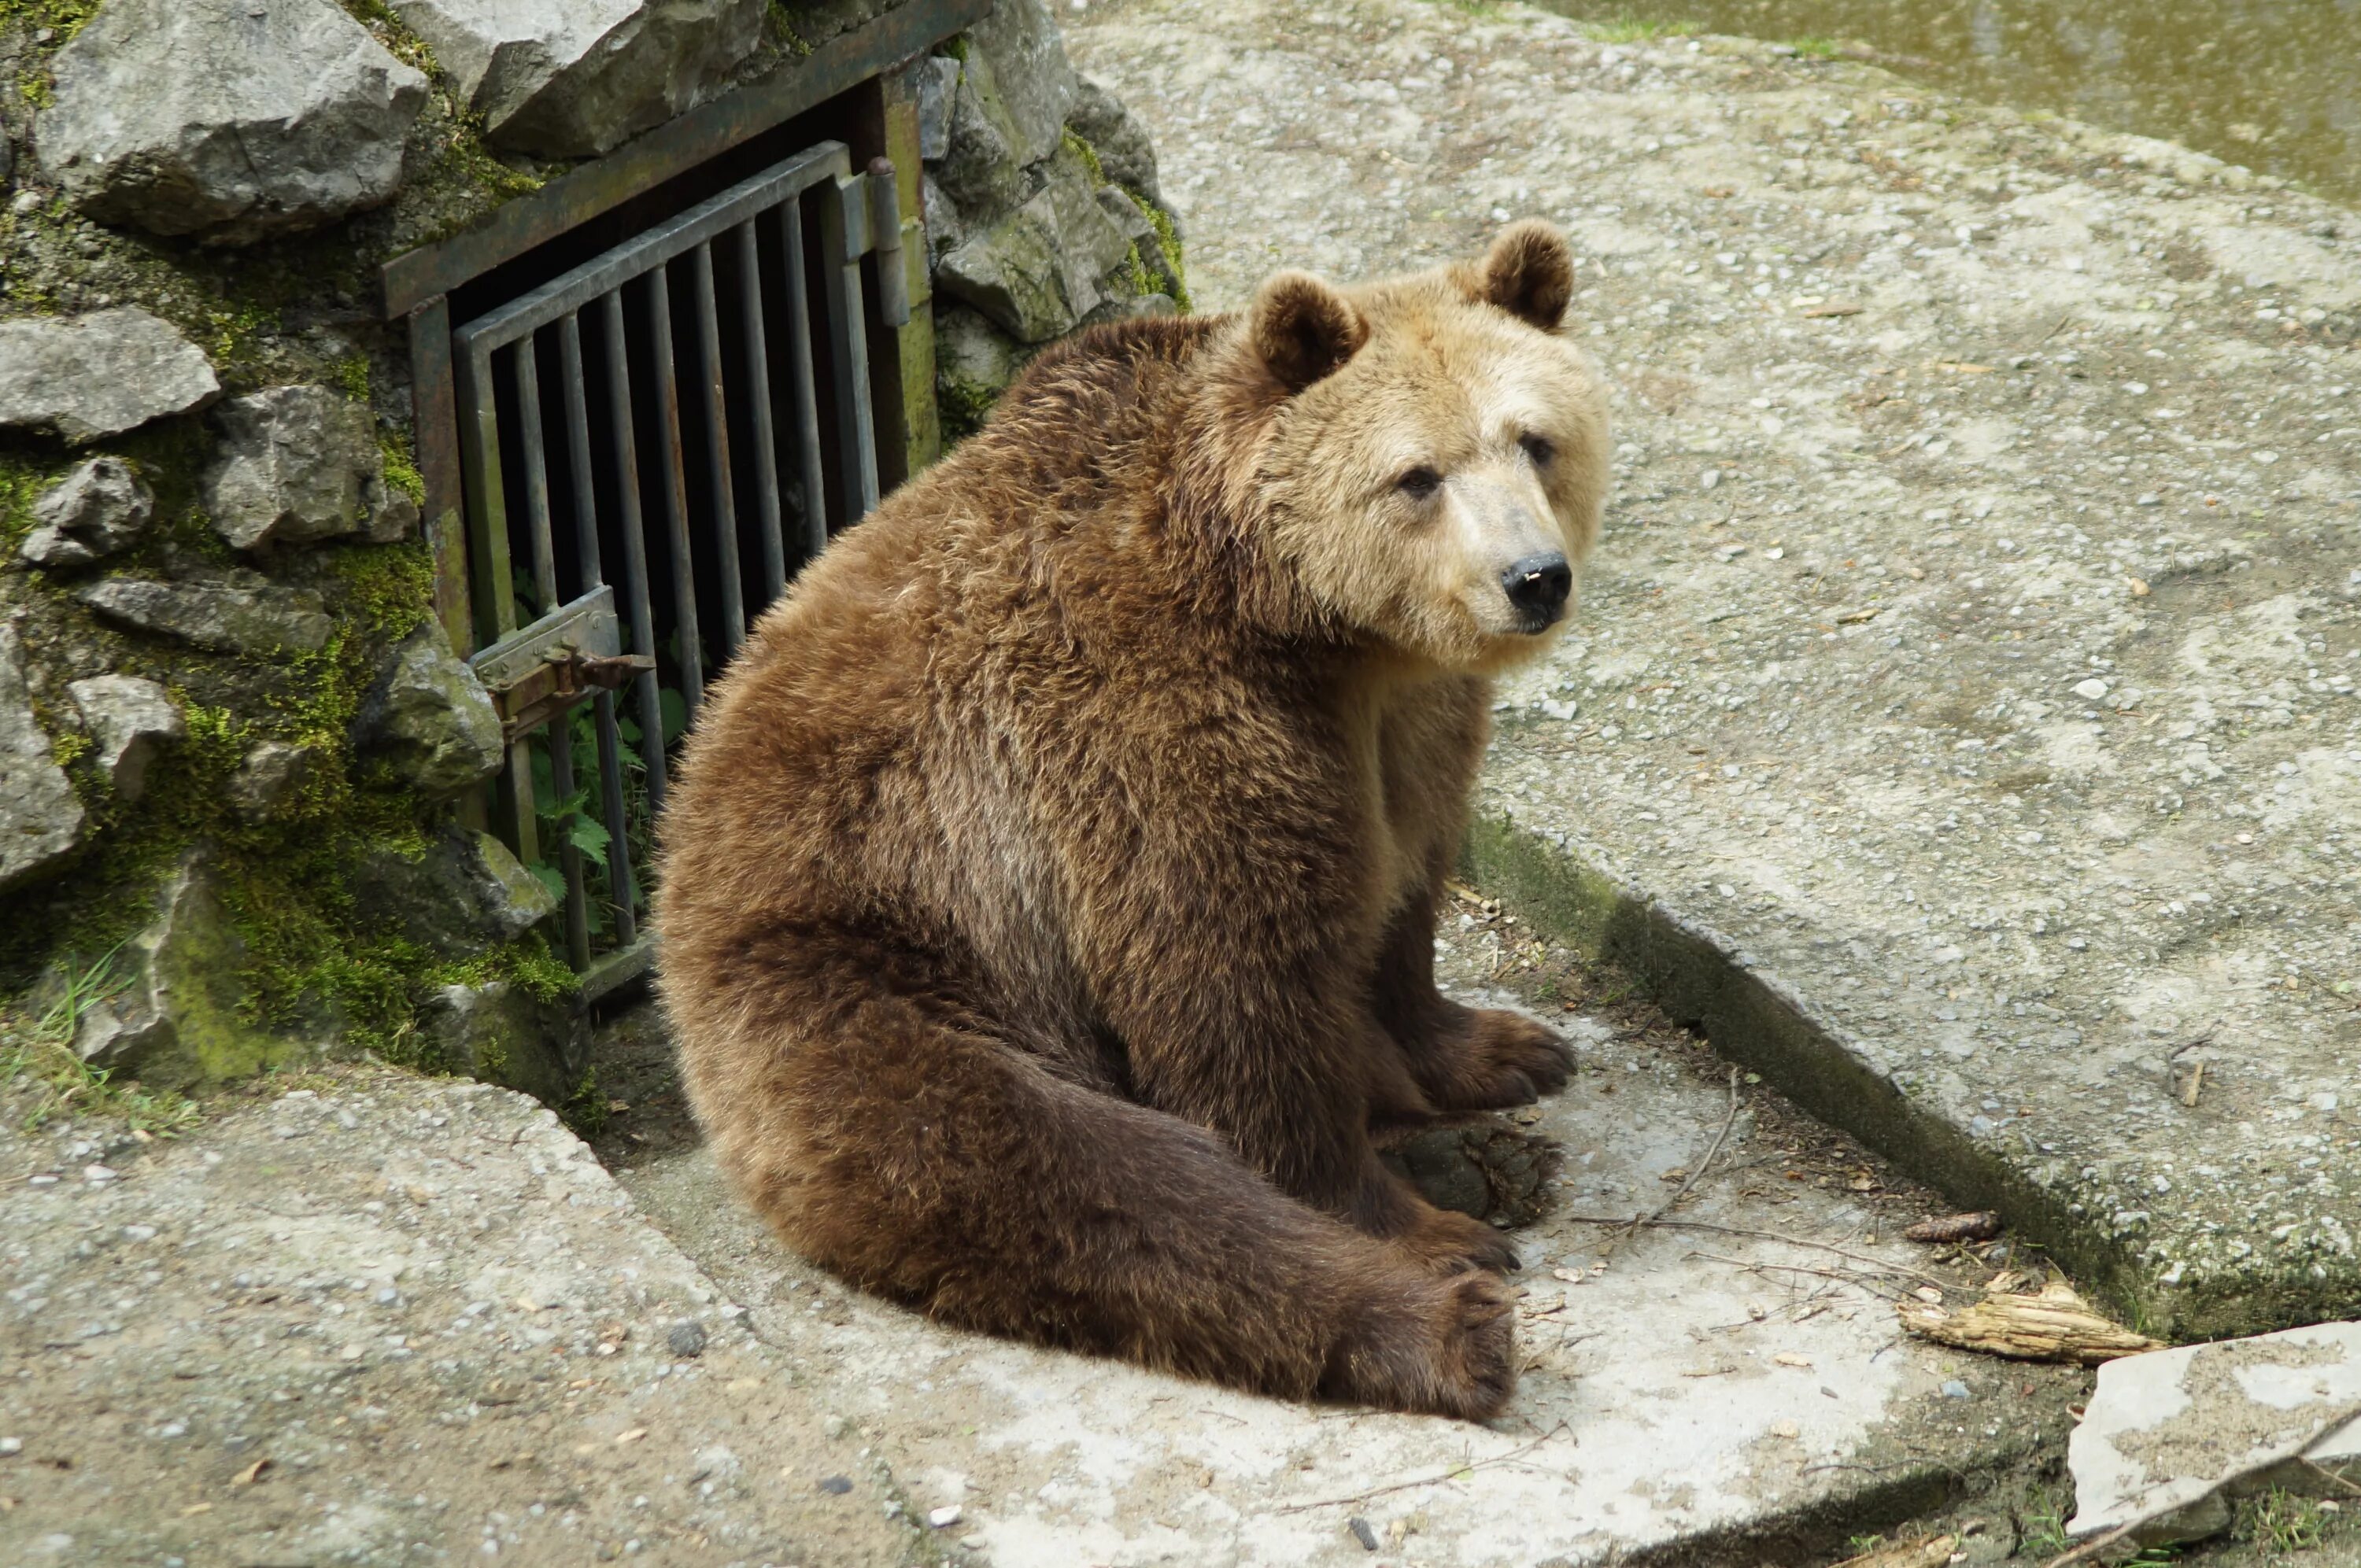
[{"x1": 656, "y1": 222, "x2": 1611, "y2": 1419}]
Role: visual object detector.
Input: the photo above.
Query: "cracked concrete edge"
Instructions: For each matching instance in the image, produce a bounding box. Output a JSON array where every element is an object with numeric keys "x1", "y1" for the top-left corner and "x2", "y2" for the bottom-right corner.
[{"x1": 1461, "y1": 812, "x2": 2355, "y2": 1344}]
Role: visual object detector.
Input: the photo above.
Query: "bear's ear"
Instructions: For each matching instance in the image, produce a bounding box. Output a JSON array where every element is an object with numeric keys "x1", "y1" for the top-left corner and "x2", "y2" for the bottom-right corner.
[
  {"x1": 1472, "y1": 220, "x2": 1576, "y2": 332},
  {"x1": 1249, "y1": 271, "x2": 1369, "y2": 393}
]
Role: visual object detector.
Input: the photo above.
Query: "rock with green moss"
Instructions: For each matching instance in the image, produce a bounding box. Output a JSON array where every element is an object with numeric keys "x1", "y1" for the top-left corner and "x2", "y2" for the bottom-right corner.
[
  {"x1": 0, "y1": 623, "x2": 87, "y2": 895},
  {"x1": 66, "y1": 674, "x2": 184, "y2": 804},
  {"x1": 938, "y1": 145, "x2": 1135, "y2": 342},
  {"x1": 416, "y1": 980, "x2": 588, "y2": 1108},
  {"x1": 0, "y1": 310, "x2": 220, "y2": 444},
  {"x1": 352, "y1": 622, "x2": 505, "y2": 797},
  {"x1": 965, "y1": 0, "x2": 1077, "y2": 168},
  {"x1": 204, "y1": 386, "x2": 419, "y2": 552},
  {"x1": 227, "y1": 740, "x2": 323, "y2": 825},
  {"x1": 79, "y1": 575, "x2": 334, "y2": 658},
  {"x1": 68, "y1": 848, "x2": 305, "y2": 1090},
  {"x1": 929, "y1": 53, "x2": 1027, "y2": 223},
  {"x1": 35, "y1": 0, "x2": 428, "y2": 244},
  {"x1": 1068, "y1": 76, "x2": 1162, "y2": 206},
  {"x1": 390, "y1": 0, "x2": 765, "y2": 159},
  {"x1": 19, "y1": 459, "x2": 154, "y2": 570},
  {"x1": 354, "y1": 827, "x2": 558, "y2": 959}
]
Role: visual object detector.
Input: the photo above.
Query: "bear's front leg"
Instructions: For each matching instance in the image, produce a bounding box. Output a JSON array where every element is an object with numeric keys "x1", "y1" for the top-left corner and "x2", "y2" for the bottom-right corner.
[{"x1": 1369, "y1": 874, "x2": 1575, "y2": 1115}]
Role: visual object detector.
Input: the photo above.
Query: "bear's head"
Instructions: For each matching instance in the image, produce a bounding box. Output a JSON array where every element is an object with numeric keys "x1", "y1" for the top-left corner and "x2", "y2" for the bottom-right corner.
[{"x1": 1240, "y1": 222, "x2": 1610, "y2": 673}]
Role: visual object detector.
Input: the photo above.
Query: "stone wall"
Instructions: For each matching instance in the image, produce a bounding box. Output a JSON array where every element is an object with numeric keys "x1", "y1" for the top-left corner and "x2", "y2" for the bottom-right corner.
[
  {"x1": 0, "y1": 0, "x2": 1177, "y2": 1113},
  {"x1": 915, "y1": 0, "x2": 1187, "y2": 434}
]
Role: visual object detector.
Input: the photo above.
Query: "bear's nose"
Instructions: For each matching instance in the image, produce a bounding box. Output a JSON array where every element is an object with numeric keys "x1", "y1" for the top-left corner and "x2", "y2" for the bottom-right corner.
[{"x1": 1500, "y1": 553, "x2": 1572, "y2": 626}]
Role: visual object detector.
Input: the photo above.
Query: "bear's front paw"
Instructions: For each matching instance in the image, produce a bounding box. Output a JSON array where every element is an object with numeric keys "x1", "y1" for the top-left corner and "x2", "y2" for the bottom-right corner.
[
  {"x1": 1434, "y1": 1009, "x2": 1574, "y2": 1111},
  {"x1": 1392, "y1": 1203, "x2": 1520, "y2": 1277},
  {"x1": 1327, "y1": 1270, "x2": 1517, "y2": 1420}
]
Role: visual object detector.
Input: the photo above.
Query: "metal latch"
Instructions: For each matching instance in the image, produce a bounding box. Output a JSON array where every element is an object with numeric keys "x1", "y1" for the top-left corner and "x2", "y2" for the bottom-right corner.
[{"x1": 467, "y1": 585, "x2": 652, "y2": 744}]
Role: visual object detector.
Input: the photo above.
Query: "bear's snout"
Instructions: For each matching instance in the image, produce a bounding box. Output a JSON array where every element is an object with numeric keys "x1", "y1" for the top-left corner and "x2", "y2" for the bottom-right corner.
[{"x1": 1500, "y1": 552, "x2": 1572, "y2": 629}]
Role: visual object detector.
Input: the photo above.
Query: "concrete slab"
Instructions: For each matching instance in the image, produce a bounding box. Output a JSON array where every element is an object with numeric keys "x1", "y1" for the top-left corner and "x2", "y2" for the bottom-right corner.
[
  {"x1": 1063, "y1": 0, "x2": 2361, "y2": 1341},
  {"x1": 2067, "y1": 1323, "x2": 2361, "y2": 1545},
  {"x1": 0, "y1": 1072, "x2": 930, "y2": 1567},
  {"x1": 609, "y1": 907, "x2": 2077, "y2": 1568}
]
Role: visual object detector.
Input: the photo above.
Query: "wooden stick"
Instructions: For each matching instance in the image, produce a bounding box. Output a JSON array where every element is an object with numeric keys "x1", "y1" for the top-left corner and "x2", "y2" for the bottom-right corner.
[{"x1": 1630, "y1": 1066, "x2": 1742, "y2": 1231}]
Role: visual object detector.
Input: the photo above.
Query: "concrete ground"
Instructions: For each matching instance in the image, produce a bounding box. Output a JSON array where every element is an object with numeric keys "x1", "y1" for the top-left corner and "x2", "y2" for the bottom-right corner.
[
  {"x1": 4, "y1": 903, "x2": 2086, "y2": 1568},
  {"x1": 1061, "y1": 0, "x2": 2361, "y2": 1341}
]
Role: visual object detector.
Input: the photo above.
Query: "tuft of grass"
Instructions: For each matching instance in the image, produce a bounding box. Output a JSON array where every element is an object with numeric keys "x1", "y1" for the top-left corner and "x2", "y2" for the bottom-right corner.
[
  {"x1": 1585, "y1": 14, "x2": 1705, "y2": 42},
  {"x1": 2020, "y1": 1483, "x2": 2073, "y2": 1559},
  {"x1": 0, "y1": 946, "x2": 201, "y2": 1134},
  {"x1": 2242, "y1": 1488, "x2": 2329, "y2": 1556}
]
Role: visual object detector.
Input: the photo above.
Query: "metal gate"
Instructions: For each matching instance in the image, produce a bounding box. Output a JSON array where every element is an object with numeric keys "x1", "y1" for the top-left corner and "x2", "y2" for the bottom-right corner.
[{"x1": 388, "y1": 0, "x2": 977, "y2": 996}]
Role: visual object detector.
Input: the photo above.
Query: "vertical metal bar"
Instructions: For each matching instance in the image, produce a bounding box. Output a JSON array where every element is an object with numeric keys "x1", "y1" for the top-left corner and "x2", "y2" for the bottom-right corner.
[
  {"x1": 514, "y1": 336, "x2": 589, "y2": 970},
  {"x1": 601, "y1": 287, "x2": 671, "y2": 812},
  {"x1": 407, "y1": 295, "x2": 474, "y2": 657},
  {"x1": 455, "y1": 340, "x2": 538, "y2": 870},
  {"x1": 560, "y1": 314, "x2": 638, "y2": 946},
  {"x1": 778, "y1": 200, "x2": 829, "y2": 563},
  {"x1": 691, "y1": 241, "x2": 747, "y2": 653},
  {"x1": 819, "y1": 175, "x2": 882, "y2": 521},
  {"x1": 452, "y1": 343, "x2": 517, "y2": 653},
  {"x1": 734, "y1": 218, "x2": 788, "y2": 603},
  {"x1": 646, "y1": 263, "x2": 705, "y2": 717}
]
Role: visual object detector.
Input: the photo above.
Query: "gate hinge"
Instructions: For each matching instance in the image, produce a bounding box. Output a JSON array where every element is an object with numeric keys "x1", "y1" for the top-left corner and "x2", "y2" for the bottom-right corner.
[{"x1": 468, "y1": 586, "x2": 650, "y2": 744}]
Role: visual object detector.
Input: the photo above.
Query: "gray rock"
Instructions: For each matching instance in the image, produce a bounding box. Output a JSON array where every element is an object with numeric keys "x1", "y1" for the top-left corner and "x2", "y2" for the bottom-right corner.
[
  {"x1": 68, "y1": 848, "x2": 301, "y2": 1089},
  {"x1": 416, "y1": 980, "x2": 587, "y2": 1107},
  {"x1": 935, "y1": 302, "x2": 1029, "y2": 404},
  {"x1": 937, "y1": 146, "x2": 1136, "y2": 341},
  {"x1": 1068, "y1": 76, "x2": 1161, "y2": 205},
  {"x1": 2067, "y1": 1323, "x2": 2361, "y2": 1547},
  {"x1": 353, "y1": 826, "x2": 557, "y2": 958},
  {"x1": 66, "y1": 674, "x2": 183, "y2": 803},
  {"x1": 665, "y1": 1319, "x2": 708, "y2": 1357},
  {"x1": 963, "y1": 0, "x2": 1076, "y2": 168},
  {"x1": 204, "y1": 386, "x2": 419, "y2": 552},
  {"x1": 931, "y1": 54, "x2": 1026, "y2": 223},
  {"x1": 353, "y1": 622, "x2": 506, "y2": 797},
  {"x1": 0, "y1": 310, "x2": 220, "y2": 443},
  {"x1": 79, "y1": 577, "x2": 333, "y2": 658},
  {"x1": 918, "y1": 55, "x2": 961, "y2": 163},
  {"x1": 226, "y1": 740, "x2": 321, "y2": 824},
  {"x1": 390, "y1": 0, "x2": 763, "y2": 159},
  {"x1": 0, "y1": 623, "x2": 87, "y2": 894},
  {"x1": 18, "y1": 459, "x2": 154, "y2": 570},
  {"x1": 35, "y1": 0, "x2": 427, "y2": 243}
]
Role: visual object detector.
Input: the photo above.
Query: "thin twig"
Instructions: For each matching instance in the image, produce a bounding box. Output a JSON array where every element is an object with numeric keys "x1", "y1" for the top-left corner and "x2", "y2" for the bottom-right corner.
[
  {"x1": 1629, "y1": 1067, "x2": 1742, "y2": 1232},
  {"x1": 2042, "y1": 1403, "x2": 2361, "y2": 1568},
  {"x1": 1687, "y1": 1251, "x2": 1913, "y2": 1302},
  {"x1": 2298, "y1": 1456, "x2": 2361, "y2": 1500},
  {"x1": 1560, "y1": 1215, "x2": 1959, "y2": 1294},
  {"x1": 1273, "y1": 1422, "x2": 1572, "y2": 1514}
]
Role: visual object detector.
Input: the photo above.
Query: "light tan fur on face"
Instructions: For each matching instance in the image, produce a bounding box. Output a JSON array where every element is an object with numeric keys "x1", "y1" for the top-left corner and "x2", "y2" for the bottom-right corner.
[{"x1": 1252, "y1": 232, "x2": 1611, "y2": 673}]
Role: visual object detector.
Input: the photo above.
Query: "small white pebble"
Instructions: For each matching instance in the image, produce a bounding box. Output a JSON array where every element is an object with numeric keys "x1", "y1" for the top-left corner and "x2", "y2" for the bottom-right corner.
[{"x1": 929, "y1": 1505, "x2": 963, "y2": 1529}]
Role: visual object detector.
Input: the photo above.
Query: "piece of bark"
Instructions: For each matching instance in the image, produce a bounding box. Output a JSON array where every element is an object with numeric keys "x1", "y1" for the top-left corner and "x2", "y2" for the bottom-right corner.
[
  {"x1": 1903, "y1": 1211, "x2": 2002, "y2": 1243},
  {"x1": 1831, "y1": 1534, "x2": 1958, "y2": 1568},
  {"x1": 1897, "y1": 1281, "x2": 2162, "y2": 1366}
]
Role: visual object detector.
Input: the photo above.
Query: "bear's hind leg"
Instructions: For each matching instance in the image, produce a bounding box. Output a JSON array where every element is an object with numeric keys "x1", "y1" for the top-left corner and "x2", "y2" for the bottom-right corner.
[{"x1": 683, "y1": 972, "x2": 1517, "y2": 1419}]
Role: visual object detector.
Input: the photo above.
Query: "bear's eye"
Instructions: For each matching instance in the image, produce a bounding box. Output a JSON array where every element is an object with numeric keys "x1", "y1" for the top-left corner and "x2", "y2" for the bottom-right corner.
[
  {"x1": 1520, "y1": 433, "x2": 1556, "y2": 467},
  {"x1": 1396, "y1": 466, "x2": 1443, "y2": 500}
]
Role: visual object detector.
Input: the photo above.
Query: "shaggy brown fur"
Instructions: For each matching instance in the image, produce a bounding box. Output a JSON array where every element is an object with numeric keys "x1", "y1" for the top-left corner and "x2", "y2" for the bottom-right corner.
[{"x1": 657, "y1": 223, "x2": 1612, "y2": 1419}]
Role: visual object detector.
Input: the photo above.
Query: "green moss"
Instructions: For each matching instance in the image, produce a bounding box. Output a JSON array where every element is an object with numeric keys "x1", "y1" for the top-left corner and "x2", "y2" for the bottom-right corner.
[
  {"x1": 937, "y1": 35, "x2": 969, "y2": 62},
  {"x1": 765, "y1": 2, "x2": 813, "y2": 57},
  {"x1": 1062, "y1": 127, "x2": 1107, "y2": 185},
  {"x1": 1119, "y1": 241, "x2": 1153, "y2": 299},
  {"x1": 1136, "y1": 197, "x2": 1193, "y2": 314},
  {"x1": 1786, "y1": 35, "x2": 1844, "y2": 59},
  {"x1": 0, "y1": 449, "x2": 62, "y2": 553},
  {"x1": 379, "y1": 434, "x2": 427, "y2": 507},
  {"x1": 49, "y1": 729, "x2": 90, "y2": 771},
  {"x1": 337, "y1": 356, "x2": 375, "y2": 402},
  {"x1": 1583, "y1": 14, "x2": 1705, "y2": 42}
]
